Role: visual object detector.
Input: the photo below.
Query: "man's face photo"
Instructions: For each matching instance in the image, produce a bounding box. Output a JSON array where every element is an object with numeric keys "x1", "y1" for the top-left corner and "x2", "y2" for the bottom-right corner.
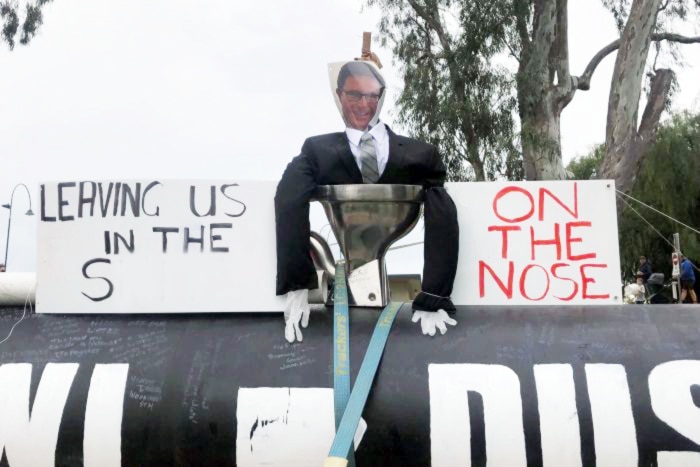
[
  {"x1": 330, "y1": 61, "x2": 386, "y2": 131},
  {"x1": 337, "y1": 74, "x2": 382, "y2": 130}
]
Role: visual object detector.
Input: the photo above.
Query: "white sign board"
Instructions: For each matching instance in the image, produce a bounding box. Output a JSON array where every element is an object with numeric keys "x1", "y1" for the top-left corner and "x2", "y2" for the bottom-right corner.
[
  {"x1": 37, "y1": 179, "x2": 621, "y2": 313},
  {"x1": 37, "y1": 180, "x2": 285, "y2": 313},
  {"x1": 449, "y1": 180, "x2": 622, "y2": 305}
]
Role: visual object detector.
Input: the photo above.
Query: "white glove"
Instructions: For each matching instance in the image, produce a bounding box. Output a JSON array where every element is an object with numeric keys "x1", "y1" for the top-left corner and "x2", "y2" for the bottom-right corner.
[
  {"x1": 284, "y1": 289, "x2": 310, "y2": 343},
  {"x1": 411, "y1": 309, "x2": 457, "y2": 336}
]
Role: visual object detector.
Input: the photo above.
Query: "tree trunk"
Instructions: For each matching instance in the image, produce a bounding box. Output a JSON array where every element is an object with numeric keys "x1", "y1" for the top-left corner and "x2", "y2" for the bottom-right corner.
[
  {"x1": 466, "y1": 143, "x2": 486, "y2": 181},
  {"x1": 517, "y1": 0, "x2": 570, "y2": 181},
  {"x1": 601, "y1": 0, "x2": 666, "y2": 194},
  {"x1": 520, "y1": 92, "x2": 568, "y2": 180}
]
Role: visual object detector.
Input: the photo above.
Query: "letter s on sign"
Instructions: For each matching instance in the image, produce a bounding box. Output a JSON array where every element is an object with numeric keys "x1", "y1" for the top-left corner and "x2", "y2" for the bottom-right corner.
[{"x1": 81, "y1": 258, "x2": 114, "y2": 302}]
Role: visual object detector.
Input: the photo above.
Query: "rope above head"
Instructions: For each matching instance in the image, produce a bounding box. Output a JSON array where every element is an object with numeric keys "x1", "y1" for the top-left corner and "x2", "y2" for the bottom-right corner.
[{"x1": 355, "y1": 31, "x2": 383, "y2": 68}]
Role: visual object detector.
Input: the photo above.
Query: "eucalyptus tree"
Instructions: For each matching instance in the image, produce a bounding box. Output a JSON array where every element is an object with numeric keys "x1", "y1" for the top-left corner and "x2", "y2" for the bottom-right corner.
[
  {"x1": 600, "y1": 0, "x2": 700, "y2": 195},
  {"x1": 1, "y1": 0, "x2": 52, "y2": 49},
  {"x1": 369, "y1": 0, "x2": 700, "y2": 182},
  {"x1": 368, "y1": 0, "x2": 521, "y2": 181}
]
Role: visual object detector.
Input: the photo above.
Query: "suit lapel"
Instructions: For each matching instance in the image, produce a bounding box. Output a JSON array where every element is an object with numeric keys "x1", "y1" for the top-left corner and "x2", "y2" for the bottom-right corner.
[
  {"x1": 379, "y1": 127, "x2": 405, "y2": 182},
  {"x1": 333, "y1": 133, "x2": 363, "y2": 183}
]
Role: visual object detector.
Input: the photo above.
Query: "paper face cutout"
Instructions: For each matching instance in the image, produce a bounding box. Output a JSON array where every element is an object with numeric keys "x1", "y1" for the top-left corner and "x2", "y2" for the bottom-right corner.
[{"x1": 328, "y1": 60, "x2": 386, "y2": 131}]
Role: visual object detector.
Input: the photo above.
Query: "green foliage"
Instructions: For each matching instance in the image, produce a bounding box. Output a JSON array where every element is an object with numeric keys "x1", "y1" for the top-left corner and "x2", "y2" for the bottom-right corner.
[
  {"x1": 367, "y1": 0, "x2": 522, "y2": 181},
  {"x1": 1, "y1": 0, "x2": 52, "y2": 50},
  {"x1": 371, "y1": 0, "x2": 700, "y2": 183},
  {"x1": 616, "y1": 112, "x2": 700, "y2": 281},
  {"x1": 566, "y1": 144, "x2": 604, "y2": 180},
  {"x1": 601, "y1": 0, "x2": 631, "y2": 32}
]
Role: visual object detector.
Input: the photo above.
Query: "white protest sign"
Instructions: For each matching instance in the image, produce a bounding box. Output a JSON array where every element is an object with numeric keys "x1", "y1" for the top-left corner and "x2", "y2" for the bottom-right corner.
[
  {"x1": 37, "y1": 180, "x2": 285, "y2": 313},
  {"x1": 449, "y1": 180, "x2": 622, "y2": 305},
  {"x1": 37, "y1": 179, "x2": 621, "y2": 313}
]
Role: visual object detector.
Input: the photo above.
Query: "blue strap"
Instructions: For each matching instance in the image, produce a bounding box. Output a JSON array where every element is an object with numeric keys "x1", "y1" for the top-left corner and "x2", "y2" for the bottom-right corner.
[
  {"x1": 331, "y1": 261, "x2": 403, "y2": 462},
  {"x1": 332, "y1": 262, "x2": 355, "y2": 466}
]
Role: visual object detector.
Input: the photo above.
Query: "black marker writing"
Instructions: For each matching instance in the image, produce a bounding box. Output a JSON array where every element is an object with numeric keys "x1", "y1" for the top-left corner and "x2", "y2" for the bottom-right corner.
[
  {"x1": 81, "y1": 258, "x2": 114, "y2": 302},
  {"x1": 153, "y1": 227, "x2": 179, "y2": 253},
  {"x1": 142, "y1": 181, "x2": 161, "y2": 217},
  {"x1": 40, "y1": 184, "x2": 56, "y2": 222},
  {"x1": 104, "y1": 230, "x2": 135, "y2": 255},
  {"x1": 41, "y1": 181, "x2": 162, "y2": 221},
  {"x1": 220, "y1": 184, "x2": 247, "y2": 217},
  {"x1": 79, "y1": 182, "x2": 96, "y2": 217},
  {"x1": 58, "y1": 182, "x2": 76, "y2": 221},
  {"x1": 210, "y1": 223, "x2": 232, "y2": 252},
  {"x1": 190, "y1": 185, "x2": 216, "y2": 217},
  {"x1": 184, "y1": 226, "x2": 205, "y2": 252}
]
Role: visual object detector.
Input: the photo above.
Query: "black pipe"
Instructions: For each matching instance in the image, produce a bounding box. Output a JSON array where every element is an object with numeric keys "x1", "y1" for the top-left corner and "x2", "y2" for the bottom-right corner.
[{"x1": 0, "y1": 304, "x2": 698, "y2": 466}]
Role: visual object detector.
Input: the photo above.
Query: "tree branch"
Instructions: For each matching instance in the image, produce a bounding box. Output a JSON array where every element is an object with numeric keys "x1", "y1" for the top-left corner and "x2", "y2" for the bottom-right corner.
[
  {"x1": 405, "y1": 0, "x2": 484, "y2": 180},
  {"x1": 409, "y1": 12, "x2": 438, "y2": 61},
  {"x1": 638, "y1": 68, "x2": 673, "y2": 140},
  {"x1": 555, "y1": 0, "x2": 570, "y2": 85},
  {"x1": 551, "y1": 0, "x2": 580, "y2": 110},
  {"x1": 652, "y1": 32, "x2": 700, "y2": 44},
  {"x1": 406, "y1": 0, "x2": 452, "y2": 56},
  {"x1": 576, "y1": 40, "x2": 622, "y2": 91},
  {"x1": 576, "y1": 32, "x2": 700, "y2": 91},
  {"x1": 504, "y1": 38, "x2": 521, "y2": 62},
  {"x1": 514, "y1": 0, "x2": 532, "y2": 54},
  {"x1": 525, "y1": 0, "x2": 558, "y2": 85}
]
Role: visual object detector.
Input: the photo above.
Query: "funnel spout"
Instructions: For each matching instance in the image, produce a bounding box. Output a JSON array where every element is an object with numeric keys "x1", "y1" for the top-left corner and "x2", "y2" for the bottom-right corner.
[
  {"x1": 309, "y1": 231, "x2": 336, "y2": 279},
  {"x1": 313, "y1": 184, "x2": 423, "y2": 307}
]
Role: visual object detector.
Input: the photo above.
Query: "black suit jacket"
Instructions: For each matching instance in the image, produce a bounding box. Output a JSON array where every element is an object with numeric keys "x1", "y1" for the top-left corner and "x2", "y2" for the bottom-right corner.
[{"x1": 275, "y1": 128, "x2": 459, "y2": 311}]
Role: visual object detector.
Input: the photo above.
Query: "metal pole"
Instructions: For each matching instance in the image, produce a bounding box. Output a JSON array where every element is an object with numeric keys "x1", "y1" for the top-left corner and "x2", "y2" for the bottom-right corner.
[
  {"x1": 3, "y1": 205, "x2": 12, "y2": 267},
  {"x1": 2, "y1": 183, "x2": 34, "y2": 269}
]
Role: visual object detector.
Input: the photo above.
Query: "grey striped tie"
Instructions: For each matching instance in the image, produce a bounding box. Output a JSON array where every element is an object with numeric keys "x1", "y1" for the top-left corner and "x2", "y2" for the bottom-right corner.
[{"x1": 360, "y1": 132, "x2": 379, "y2": 183}]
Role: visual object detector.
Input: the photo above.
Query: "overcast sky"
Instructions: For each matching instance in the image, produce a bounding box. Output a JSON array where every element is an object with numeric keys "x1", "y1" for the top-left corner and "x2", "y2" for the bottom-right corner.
[{"x1": 1, "y1": 0, "x2": 699, "y2": 272}]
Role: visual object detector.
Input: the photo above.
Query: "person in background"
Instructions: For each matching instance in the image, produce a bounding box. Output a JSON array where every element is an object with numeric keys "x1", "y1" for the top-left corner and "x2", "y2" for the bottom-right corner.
[
  {"x1": 633, "y1": 272, "x2": 646, "y2": 304},
  {"x1": 638, "y1": 255, "x2": 652, "y2": 283},
  {"x1": 0, "y1": 264, "x2": 5, "y2": 272},
  {"x1": 647, "y1": 273, "x2": 670, "y2": 304},
  {"x1": 679, "y1": 255, "x2": 697, "y2": 304}
]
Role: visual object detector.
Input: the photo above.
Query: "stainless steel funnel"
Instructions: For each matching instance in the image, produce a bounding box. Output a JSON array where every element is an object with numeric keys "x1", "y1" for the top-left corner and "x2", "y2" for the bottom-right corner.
[{"x1": 313, "y1": 184, "x2": 423, "y2": 307}]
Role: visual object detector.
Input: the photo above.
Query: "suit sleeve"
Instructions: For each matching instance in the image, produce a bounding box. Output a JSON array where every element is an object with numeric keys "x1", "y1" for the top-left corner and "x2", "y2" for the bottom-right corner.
[
  {"x1": 275, "y1": 148, "x2": 319, "y2": 295},
  {"x1": 413, "y1": 146, "x2": 460, "y2": 312}
]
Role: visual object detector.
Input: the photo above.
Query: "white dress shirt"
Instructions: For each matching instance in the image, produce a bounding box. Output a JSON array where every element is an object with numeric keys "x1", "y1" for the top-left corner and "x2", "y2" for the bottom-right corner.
[{"x1": 345, "y1": 121, "x2": 390, "y2": 177}]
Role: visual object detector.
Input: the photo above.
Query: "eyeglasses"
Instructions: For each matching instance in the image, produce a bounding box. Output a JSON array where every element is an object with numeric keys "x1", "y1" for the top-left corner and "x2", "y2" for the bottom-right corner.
[{"x1": 341, "y1": 90, "x2": 383, "y2": 103}]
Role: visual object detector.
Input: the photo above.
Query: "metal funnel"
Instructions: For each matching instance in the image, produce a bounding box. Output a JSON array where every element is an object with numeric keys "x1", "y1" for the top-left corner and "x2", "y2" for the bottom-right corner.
[{"x1": 313, "y1": 184, "x2": 423, "y2": 307}]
